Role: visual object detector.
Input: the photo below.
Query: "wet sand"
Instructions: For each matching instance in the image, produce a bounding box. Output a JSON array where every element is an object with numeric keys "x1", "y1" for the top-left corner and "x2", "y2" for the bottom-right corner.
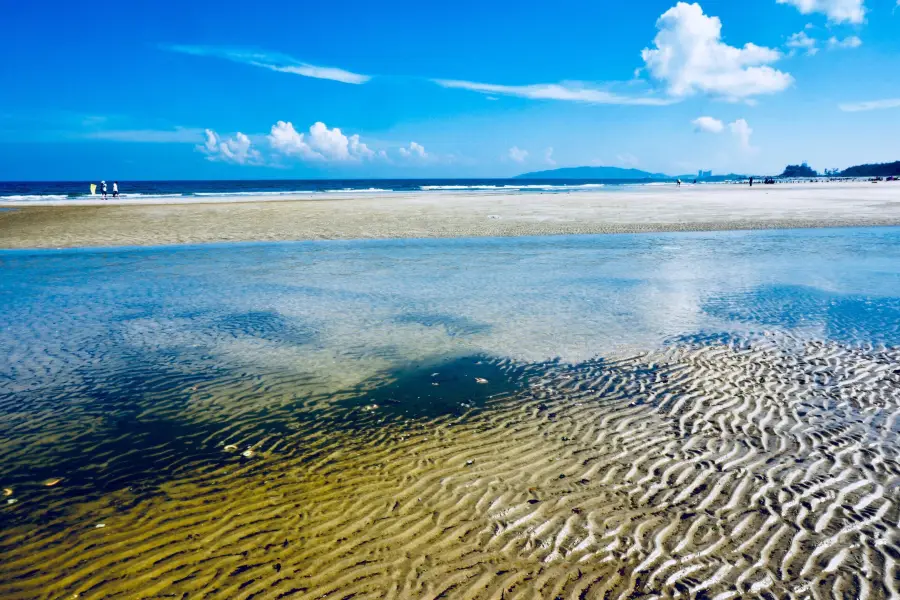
[
  {"x1": 2, "y1": 181, "x2": 900, "y2": 248},
  {"x1": 2, "y1": 334, "x2": 898, "y2": 598}
]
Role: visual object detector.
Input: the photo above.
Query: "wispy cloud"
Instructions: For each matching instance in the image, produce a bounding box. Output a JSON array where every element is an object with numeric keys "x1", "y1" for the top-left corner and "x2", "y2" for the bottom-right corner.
[
  {"x1": 508, "y1": 146, "x2": 528, "y2": 163},
  {"x1": 827, "y1": 35, "x2": 862, "y2": 49},
  {"x1": 729, "y1": 119, "x2": 755, "y2": 152},
  {"x1": 162, "y1": 45, "x2": 370, "y2": 84},
  {"x1": 777, "y1": 0, "x2": 866, "y2": 24},
  {"x1": 544, "y1": 147, "x2": 556, "y2": 166},
  {"x1": 839, "y1": 98, "x2": 900, "y2": 112},
  {"x1": 85, "y1": 127, "x2": 205, "y2": 143},
  {"x1": 786, "y1": 31, "x2": 819, "y2": 56},
  {"x1": 432, "y1": 79, "x2": 676, "y2": 106}
]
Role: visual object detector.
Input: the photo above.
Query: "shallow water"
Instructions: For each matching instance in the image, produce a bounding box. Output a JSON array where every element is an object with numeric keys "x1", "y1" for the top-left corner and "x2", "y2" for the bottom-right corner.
[{"x1": 2, "y1": 228, "x2": 899, "y2": 599}]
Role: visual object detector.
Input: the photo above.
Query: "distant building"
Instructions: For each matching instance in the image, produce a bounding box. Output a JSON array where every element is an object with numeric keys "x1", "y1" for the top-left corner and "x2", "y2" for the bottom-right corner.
[{"x1": 698, "y1": 170, "x2": 712, "y2": 179}]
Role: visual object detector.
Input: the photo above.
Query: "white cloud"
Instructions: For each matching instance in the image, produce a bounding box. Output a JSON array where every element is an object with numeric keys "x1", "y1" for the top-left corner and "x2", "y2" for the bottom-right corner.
[
  {"x1": 692, "y1": 116, "x2": 725, "y2": 133},
  {"x1": 87, "y1": 127, "x2": 205, "y2": 143},
  {"x1": 398, "y1": 142, "x2": 427, "y2": 159},
  {"x1": 432, "y1": 79, "x2": 675, "y2": 105},
  {"x1": 729, "y1": 119, "x2": 754, "y2": 151},
  {"x1": 827, "y1": 35, "x2": 862, "y2": 49},
  {"x1": 163, "y1": 45, "x2": 370, "y2": 84},
  {"x1": 776, "y1": 0, "x2": 866, "y2": 24},
  {"x1": 839, "y1": 98, "x2": 900, "y2": 112},
  {"x1": 200, "y1": 129, "x2": 262, "y2": 165},
  {"x1": 268, "y1": 121, "x2": 375, "y2": 161},
  {"x1": 641, "y1": 2, "x2": 793, "y2": 101},
  {"x1": 508, "y1": 146, "x2": 529, "y2": 163},
  {"x1": 786, "y1": 31, "x2": 819, "y2": 56},
  {"x1": 544, "y1": 147, "x2": 556, "y2": 166}
]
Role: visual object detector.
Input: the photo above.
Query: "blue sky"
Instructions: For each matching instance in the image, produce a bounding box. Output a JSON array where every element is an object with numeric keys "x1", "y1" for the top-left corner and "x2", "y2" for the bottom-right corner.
[{"x1": 1, "y1": 0, "x2": 899, "y2": 179}]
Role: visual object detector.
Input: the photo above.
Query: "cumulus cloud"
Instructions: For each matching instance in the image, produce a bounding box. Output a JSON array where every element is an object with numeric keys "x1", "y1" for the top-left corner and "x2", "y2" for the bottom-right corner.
[
  {"x1": 508, "y1": 146, "x2": 529, "y2": 163},
  {"x1": 432, "y1": 79, "x2": 675, "y2": 106},
  {"x1": 641, "y1": 2, "x2": 793, "y2": 101},
  {"x1": 827, "y1": 35, "x2": 862, "y2": 49},
  {"x1": 692, "y1": 116, "x2": 725, "y2": 133},
  {"x1": 839, "y1": 98, "x2": 900, "y2": 112},
  {"x1": 162, "y1": 45, "x2": 370, "y2": 84},
  {"x1": 398, "y1": 142, "x2": 427, "y2": 159},
  {"x1": 729, "y1": 119, "x2": 754, "y2": 151},
  {"x1": 268, "y1": 121, "x2": 375, "y2": 161},
  {"x1": 787, "y1": 31, "x2": 819, "y2": 56},
  {"x1": 776, "y1": 0, "x2": 866, "y2": 24},
  {"x1": 544, "y1": 147, "x2": 556, "y2": 166},
  {"x1": 199, "y1": 129, "x2": 262, "y2": 164}
]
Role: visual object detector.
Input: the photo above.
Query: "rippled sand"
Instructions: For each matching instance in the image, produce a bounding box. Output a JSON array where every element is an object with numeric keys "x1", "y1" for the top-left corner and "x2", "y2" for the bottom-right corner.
[{"x1": 2, "y1": 333, "x2": 898, "y2": 599}]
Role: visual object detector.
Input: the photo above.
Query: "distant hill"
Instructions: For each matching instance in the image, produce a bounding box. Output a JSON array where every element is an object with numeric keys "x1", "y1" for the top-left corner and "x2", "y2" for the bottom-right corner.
[
  {"x1": 515, "y1": 166, "x2": 670, "y2": 180},
  {"x1": 779, "y1": 164, "x2": 818, "y2": 178},
  {"x1": 839, "y1": 161, "x2": 900, "y2": 177}
]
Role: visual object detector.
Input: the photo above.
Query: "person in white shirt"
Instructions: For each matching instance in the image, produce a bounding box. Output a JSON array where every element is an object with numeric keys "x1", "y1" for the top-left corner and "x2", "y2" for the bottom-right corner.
[
  {"x1": 101, "y1": 181, "x2": 107, "y2": 199},
  {"x1": 113, "y1": 182, "x2": 119, "y2": 198}
]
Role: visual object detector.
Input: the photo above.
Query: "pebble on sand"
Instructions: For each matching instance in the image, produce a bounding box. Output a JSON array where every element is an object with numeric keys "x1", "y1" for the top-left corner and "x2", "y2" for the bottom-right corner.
[
  {"x1": 2, "y1": 488, "x2": 12, "y2": 497},
  {"x1": 223, "y1": 444, "x2": 239, "y2": 452},
  {"x1": 44, "y1": 478, "x2": 62, "y2": 487}
]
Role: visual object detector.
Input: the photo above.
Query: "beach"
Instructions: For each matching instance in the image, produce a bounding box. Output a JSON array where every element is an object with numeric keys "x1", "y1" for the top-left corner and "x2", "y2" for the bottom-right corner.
[
  {"x1": 3, "y1": 224, "x2": 900, "y2": 598},
  {"x1": 2, "y1": 181, "x2": 899, "y2": 248}
]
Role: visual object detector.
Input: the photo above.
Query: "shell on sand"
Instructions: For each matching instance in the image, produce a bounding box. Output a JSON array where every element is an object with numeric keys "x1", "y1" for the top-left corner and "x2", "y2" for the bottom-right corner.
[
  {"x1": 2, "y1": 488, "x2": 11, "y2": 496},
  {"x1": 223, "y1": 444, "x2": 238, "y2": 452}
]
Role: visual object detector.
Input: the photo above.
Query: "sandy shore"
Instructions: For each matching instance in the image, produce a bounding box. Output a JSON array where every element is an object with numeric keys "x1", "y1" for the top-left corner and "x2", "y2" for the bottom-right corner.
[
  {"x1": 3, "y1": 334, "x2": 898, "y2": 598},
  {"x1": 2, "y1": 181, "x2": 899, "y2": 248}
]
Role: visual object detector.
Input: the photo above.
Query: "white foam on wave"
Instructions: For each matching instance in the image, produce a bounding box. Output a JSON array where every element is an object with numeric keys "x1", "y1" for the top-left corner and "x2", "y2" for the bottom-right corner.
[
  {"x1": 419, "y1": 183, "x2": 607, "y2": 192},
  {"x1": 323, "y1": 188, "x2": 393, "y2": 193},
  {"x1": 0, "y1": 194, "x2": 72, "y2": 201}
]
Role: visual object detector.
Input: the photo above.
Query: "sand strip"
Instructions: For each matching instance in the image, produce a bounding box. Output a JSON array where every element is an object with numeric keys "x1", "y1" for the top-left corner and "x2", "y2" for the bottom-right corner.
[{"x1": 2, "y1": 182, "x2": 899, "y2": 249}]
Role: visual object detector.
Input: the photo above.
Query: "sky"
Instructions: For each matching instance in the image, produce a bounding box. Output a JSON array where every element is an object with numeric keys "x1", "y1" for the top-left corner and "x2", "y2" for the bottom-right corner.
[{"x1": 1, "y1": 0, "x2": 899, "y2": 180}]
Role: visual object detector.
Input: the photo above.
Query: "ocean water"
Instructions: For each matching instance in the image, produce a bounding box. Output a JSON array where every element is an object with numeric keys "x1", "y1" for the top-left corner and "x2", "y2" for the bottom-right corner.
[
  {"x1": 2, "y1": 227, "x2": 900, "y2": 598},
  {"x1": 0, "y1": 178, "x2": 662, "y2": 203}
]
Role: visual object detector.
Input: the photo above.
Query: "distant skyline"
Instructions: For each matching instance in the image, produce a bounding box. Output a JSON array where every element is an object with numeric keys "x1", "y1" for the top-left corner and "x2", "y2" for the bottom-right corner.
[{"x1": 2, "y1": 0, "x2": 899, "y2": 180}]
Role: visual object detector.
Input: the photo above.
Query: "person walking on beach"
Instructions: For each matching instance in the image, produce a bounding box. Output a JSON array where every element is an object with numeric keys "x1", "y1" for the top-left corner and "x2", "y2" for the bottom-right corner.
[
  {"x1": 101, "y1": 180, "x2": 108, "y2": 199},
  {"x1": 113, "y1": 181, "x2": 119, "y2": 198},
  {"x1": 749, "y1": 176, "x2": 754, "y2": 187}
]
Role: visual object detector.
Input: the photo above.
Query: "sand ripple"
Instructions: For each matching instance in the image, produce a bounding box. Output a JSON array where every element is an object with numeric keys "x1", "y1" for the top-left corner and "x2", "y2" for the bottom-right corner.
[{"x1": 1, "y1": 334, "x2": 899, "y2": 598}]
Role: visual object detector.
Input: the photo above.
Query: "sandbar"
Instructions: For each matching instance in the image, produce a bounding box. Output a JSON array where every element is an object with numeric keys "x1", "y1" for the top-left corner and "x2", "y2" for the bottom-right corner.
[{"x1": 1, "y1": 181, "x2": 899, "y2": 249}]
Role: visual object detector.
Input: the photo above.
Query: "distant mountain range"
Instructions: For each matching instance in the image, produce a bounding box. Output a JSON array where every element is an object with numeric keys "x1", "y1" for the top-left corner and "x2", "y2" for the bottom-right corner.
[{"x1": 515, "y1": 166, "x2": 669, "y2": 180}]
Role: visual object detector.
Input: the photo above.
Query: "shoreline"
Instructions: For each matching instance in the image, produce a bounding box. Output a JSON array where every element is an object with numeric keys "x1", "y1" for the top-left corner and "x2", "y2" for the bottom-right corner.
[{"x1": 2, "y1": 182, "x2": 899, "y2": 249}]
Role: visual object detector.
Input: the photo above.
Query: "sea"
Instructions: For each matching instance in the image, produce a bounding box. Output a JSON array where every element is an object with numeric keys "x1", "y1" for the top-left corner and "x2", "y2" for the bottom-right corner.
[
  {"x1": 2, "y1": 227, "x2": 899, "y2": 598},
  {"x1": 0, "y1": 178, "x2": 674, "y2": 203}
]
